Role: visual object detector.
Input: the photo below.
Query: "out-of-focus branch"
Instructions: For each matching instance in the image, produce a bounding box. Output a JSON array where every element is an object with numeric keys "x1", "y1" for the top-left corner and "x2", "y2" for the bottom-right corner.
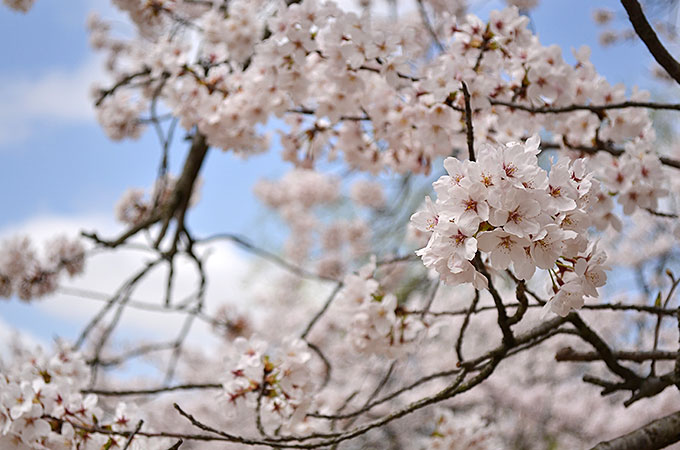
[
  {"x1": 154, "y1": 132, "x2": 209, "y2": 250},
  {"x1": 416, "y1": 0, "x2": 444, "y2": 52},
  {"x1": 301, "y1": 283, "x2": 343, "y2": 339},
  {"x1": 621, "y1": 0, "x2": 680, "y2": 85},
  {"x1": 456, "y1": 290, "x2": 480, "y2": 362},
  {"x1": 196, "y1": 233, "x2": 338, "y2": 282}
]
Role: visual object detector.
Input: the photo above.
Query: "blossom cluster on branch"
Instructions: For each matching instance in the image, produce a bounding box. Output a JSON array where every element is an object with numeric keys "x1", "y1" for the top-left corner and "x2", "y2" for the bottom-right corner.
[
  {"x1": 411, "y1": 136, "x2": 611, "y2": 316},
  {"x1": 0, "y1": 346, "x2": 169, "y2": 449},
  {"x1": 0, "y1": 236, "x2": 84, "y2": 302}
]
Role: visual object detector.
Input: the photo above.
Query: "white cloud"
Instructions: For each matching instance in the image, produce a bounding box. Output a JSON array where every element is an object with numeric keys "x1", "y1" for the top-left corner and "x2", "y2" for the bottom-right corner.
[{"x1": 0, "y1": 56, "x2": 104, "y2": 147}]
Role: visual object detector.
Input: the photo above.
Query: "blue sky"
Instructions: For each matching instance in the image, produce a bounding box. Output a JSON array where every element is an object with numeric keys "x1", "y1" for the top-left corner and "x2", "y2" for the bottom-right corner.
[{"x1": 0, "y1": 0, "x2": 667, "y2": 347}]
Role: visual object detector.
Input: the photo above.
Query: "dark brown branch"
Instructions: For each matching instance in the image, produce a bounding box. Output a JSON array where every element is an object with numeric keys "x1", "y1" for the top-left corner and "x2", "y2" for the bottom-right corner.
[
  {"x1": 473, "y1": 254, "x2": 514, "y2": 346},
  {"x1": 82, "y1": 215, "x2": 160, "y2": 249},
  {"x1": 74, "y1": 314, "x2": 569, "y2": 448},
  {"x1": 155, "y1": 132, "x2": 209, "y2": 249},
  {"x1": 508, "y1": 280, "x2": 528, "y2": 325},
  {"x1": 456, "y1": 290, "x2": 480, "y2": 362},
  {"x1": 582, "y1": 372, "x2": 676, "y2": 407},
  {"x1": 82, "y1": 132, "x2": 211, "y2": 251},
  {"x1": 644, "y1": 208, "x2": 678, "y2": 218},
  {"x1": 308, "y1": 368, "x2": 463, "y2": 421},
  {"x1": 167, "y1": 440, "x2": 184, "y2": 450},
  {"x1": 490, "y1": 98, "x2": 680, "y2": 113},
  {"x1": 312, "y1": 315, "x2": 568, "y2": 422},
  {"x1": 556, "y1": 347, "x2": 677, "y2": 363},
  {"x1": 95, "y1": 69, "x2": 151, "y2": 107},
  {"x1": 568, "y1": 314, "x2": 641, "y2": 382},
  {"x1": 403, "y1": 302, "x2": 677, "y2": 317},
  {"x1": 461, "y1": 81, "x2": 476, "y2": 162},
  {"x1": 287, "y1": 107, "x2": 370, "y2": 122},
  {"x1": 621, "y1": 0, "x2": 680, "y2": 85}
]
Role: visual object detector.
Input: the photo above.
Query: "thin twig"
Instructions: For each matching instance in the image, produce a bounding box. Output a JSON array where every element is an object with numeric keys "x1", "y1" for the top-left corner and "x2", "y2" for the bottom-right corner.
[
  {"x1": 301, "y1": 283, "x2": 344, "y2": 339},
  {"x1": 122, "y1": 420, "x2": 144, "y2": 450},
  {"x1": 456, "y1": 290, "x2": 480, "y2": 362},
  {"x1": 416, "y1": 0, "x2": 444, "y2": 52},
  {"x1": 83, "y1": 383, "x2": 222, "y2": 397}
]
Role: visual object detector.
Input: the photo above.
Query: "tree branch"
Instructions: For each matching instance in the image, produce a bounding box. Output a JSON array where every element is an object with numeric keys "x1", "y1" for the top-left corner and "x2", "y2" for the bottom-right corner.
[
  {"x1": 621, "y1": 0, "x2": 680, "y2": 85},
  {"x1": 556, "y1": 347, "x2": 677, "y2": 363}
]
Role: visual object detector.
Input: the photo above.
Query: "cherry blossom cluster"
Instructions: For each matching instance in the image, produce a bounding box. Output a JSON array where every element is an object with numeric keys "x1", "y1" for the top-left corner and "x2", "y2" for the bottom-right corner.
[
  {"x1": 411, "y1": 136, "x2": 610, "y2": 316},
  {"x1": 592, "y1": 145, "x2": 668, "y2": 216},
  {"x1": 95, "y1": 91, "x2": 147, "y2": 141},
  {"x1": 1, "y1": 0, "x2": 35, "y2": 13},
  {"x1": 221, "y1": 336, "x2": 317, "y2": 433},
  {"x1": 254, "y1": 169, "x2": 371, "y2": 277},
  {"x1": 210, "y1": 304, "x2": 253, "y2": 341},
  {"x1": 424, "y1": 408, "x2": 500, "y2": 449},
  {"x1": 0, "y1": 236, "x2": 84, "y2": 301},
  {"x1": 0, "y1": 346, "x2": 169, "y2": 449},
  {"x1": 115, "y1": 174, "x2": 202, "y2": 226},
  {"x1": 334, "y1": 258, "x2": 425, "y2": 356}
]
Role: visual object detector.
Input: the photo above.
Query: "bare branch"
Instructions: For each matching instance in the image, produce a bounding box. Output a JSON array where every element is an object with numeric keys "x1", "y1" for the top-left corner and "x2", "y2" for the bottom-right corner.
[
  {"x1": 416, "y1": 0, "x2": 444, "y2": 52},
  {"x1": 568, "y1": 313, "x2": 641, "y2": 382},
  {"x1": 621, "y1": 0, "x2": 680, "y2": 85},
  {"x1": 490, "y1": 98, "x2": 680, "y2": 113},
  {"x1": 556, "y1": 347, "x2": 678, "y2": 363},
  {"x1": 122, "y1": 420, "x2": 144, "y2": 450},
  {"x1": 196, "y1": 233, "x2": 338, "y2": 282},
  {"x1": 456, "y1": 290, "x2": 480, "y2": 362},
  {"x1": 83, "y1": 383, "x2": 223, "y2": 397}
]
